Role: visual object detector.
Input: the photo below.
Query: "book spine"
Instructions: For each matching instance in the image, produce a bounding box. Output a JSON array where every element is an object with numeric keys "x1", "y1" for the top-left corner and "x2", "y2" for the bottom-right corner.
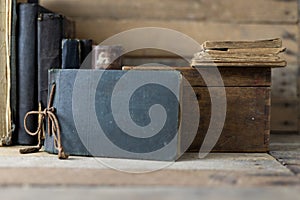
[
  {"x1": 16, "y1": 3, "x2": 39, "y2": 145},
  {"x1": 10, "y1": 0, "x2": 17, "y2": 145},
  {"x1": 0, "y1": 0, "x2": 8, "y2": 146},
  {"x1": 62, "y1": 39, "x2": 80, "y2": 69},
  {"x1": 37, "y1": 13, "x2": 75, "y2": 109},
  {"x1": 44, "y1": 69, "x2": 58, "y2": 155},
  {"x1": 16, "y1": 3, "x2": 50, "y2": 145},
  {"x1": 80, "y1": 39, "x2": 93, "y2": 65}
]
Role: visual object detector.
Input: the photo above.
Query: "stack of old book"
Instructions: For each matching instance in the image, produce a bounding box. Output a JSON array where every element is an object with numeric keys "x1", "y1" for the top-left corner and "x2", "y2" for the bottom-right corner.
[
  {"x1": 188, "y1": 38, "x2": 286, "y2": 153},
  {"x1": 0, "y1": 0, "x2": 94, "y2": 146},
  {"x1": 192, "y1": 38, "x2": 286, "y2": 67},
  {"x1": 2, "y1": 0, "x2": 123, "y2": 147}
]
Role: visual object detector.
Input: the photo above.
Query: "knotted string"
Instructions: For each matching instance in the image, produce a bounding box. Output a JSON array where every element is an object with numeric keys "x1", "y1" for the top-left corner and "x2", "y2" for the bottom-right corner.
[{"x1": 20, "y1": 84, "x2": 68, "y2": 159}]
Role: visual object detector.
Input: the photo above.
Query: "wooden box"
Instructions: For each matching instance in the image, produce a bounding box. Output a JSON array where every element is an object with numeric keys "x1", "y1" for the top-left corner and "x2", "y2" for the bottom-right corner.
[{"x1": 123, "y1": 66, "x2": 273, "y2": 152}]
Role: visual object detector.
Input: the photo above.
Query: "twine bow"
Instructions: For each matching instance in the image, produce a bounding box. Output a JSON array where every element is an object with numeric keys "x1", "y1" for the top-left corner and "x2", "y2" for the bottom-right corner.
[{"x1": 20, "y1": 84, "x2": 68, "y2": 159}]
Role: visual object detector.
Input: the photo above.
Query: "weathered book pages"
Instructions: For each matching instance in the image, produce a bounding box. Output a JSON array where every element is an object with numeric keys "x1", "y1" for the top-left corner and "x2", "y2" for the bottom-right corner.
[
  {"x1": 192, "y1": 38, "x2": 286, "y2": 67},
  {"x1": 203, "y1": 38, "x2": 282, "y2": 49},
  {"x1": 0, "y1": 0, "x2": 13, "y2": 146}
]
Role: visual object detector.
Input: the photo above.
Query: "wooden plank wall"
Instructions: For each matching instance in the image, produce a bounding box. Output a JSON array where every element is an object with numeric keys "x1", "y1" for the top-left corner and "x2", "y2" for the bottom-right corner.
[{"x1": 39, "y1": 0, "x2": 299, "y2": 132}]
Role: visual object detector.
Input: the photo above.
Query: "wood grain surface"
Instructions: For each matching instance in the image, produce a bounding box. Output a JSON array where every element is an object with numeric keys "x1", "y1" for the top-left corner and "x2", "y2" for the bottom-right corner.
[
  {"x1": 188, "y1": 87, "x2": 270, "y2": 152},
  {"x1": 123, "y1": 66, "x2": 271, "y2": 152},
  {"x1": 36, "y1": 0, "x2": 300, "y2": 132},
  {"x1": 39, "y1": 0, "x2": 298, "y2": 23},
  {"x1": 123, "y1": 66, "x2": 271, "y2": 87}
]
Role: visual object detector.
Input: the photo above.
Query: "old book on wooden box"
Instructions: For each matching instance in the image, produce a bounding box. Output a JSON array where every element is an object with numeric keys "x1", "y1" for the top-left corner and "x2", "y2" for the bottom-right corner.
[
  {"x1": 193, "y1": 38, "x2": 286, "y2": 152},
  {"x1": 123, "y1": 38, "x2": 286, "y2": 153},
  {"x1": 40, "y1": 69, "x2": 183, "y2": 161},
  {"x1": 192, "y1": 38, "x2": 286, "y2": 67},
  {"x1": 37, "y1": 13, "x2": 75, "y2": 111}
]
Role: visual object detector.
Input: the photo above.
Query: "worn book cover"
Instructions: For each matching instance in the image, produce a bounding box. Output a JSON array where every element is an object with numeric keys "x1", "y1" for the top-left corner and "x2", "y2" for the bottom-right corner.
[
  {"x1": 37, "y1": 13, "x2": 75, "y2": 110},
  {"x1": 45, "y1": 69, "x2": 183, "y2": 161},
  {"x1": 62, "y1": 39, "x2": 93, "y2": 69},
  {"x1": 16, "y1": 3, "x2": 51, "y2": 145},
  {"x1": 0, "y1": 0, "x2": 13, "y2": 146},
  {"x1": 80, "y1": 39, "x2": 92, "y2": 64},
  {"x1": 62, "y1": 39, "x2": 80, "y2": 69},
  {"x1": 192, "y1": 38, "x2": 286, "y2": 67}
]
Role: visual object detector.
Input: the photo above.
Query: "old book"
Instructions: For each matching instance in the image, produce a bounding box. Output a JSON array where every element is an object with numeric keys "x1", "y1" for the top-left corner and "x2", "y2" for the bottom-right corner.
[
  {"x1": 204, "y1": 47, "x2": 286, "y2": 55},
  {"x1": 43, "y1": 69, "x2": 182, "y2": 161},
  {"x1": 37, "y1": 13, "x2": 75, "y2": 110},
  {"x1": 0, "y1": 0, "x2": 12, "y2": 145},
  {"x1": 62, "y1": 39, "x2": 80, "y2": 69},
  {"x1": 61, "y1": 39, "x2": 93, "y2": 69},
  {"x1": 192, "y1": 54, "x2": 286, "y2": 65},
  {"x1": 203, "y1": 38, "x2": 282, "y2": 49},
  {"x1": 192, "y1": 38, "x2": 286, "y2": 67},
  {"x1": 16, "y1": 3, "x2": 50, "y2": 145},
  {"x1": 80, "y1": 39, "x2": 93, "y2": 64},
  {"x1": 190, "y1": 37, "x2": 285, "y2": 151},
  {"x1": 9, "y1": 0, "x2": 17, "y2": 145}
]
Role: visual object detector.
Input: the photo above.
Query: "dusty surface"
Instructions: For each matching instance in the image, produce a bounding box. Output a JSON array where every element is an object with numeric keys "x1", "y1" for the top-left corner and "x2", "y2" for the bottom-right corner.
[{"x1": 0, "y1": 133, "x2": 299, "y2": 199}]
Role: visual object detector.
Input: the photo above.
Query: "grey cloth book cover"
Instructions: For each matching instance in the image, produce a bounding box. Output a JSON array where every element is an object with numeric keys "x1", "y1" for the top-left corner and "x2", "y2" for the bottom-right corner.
[{"x1": 46, "y1": 69, "x2": 183, "y2": 161}]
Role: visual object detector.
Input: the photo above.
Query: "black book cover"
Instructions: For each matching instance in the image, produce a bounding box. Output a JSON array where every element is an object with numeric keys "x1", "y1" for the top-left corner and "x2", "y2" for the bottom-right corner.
[
  {"x1": 62, "y1": 39, "x2": 93, "y2": 69},
  {"x1": 80, "y1": 39, "x2": 93, "y2": 65},
  {"x1": 16, "y1": 3, "x2": 50, "y2": 145},
  {"x1": 37, "y1": 13, "x2": 75, "y2": 110},
  {"x1": 8, "y1": 0, "x2": 17, "y2": 145},
  {"x1": 62, "y1": 39, "x2": 80, "y2": 69}
]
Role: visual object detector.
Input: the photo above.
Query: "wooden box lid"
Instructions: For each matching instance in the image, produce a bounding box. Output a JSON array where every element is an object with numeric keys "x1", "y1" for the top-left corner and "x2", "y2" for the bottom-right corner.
[{"x1": 122, "y1": 66, "x2": 271, "y2": 87}]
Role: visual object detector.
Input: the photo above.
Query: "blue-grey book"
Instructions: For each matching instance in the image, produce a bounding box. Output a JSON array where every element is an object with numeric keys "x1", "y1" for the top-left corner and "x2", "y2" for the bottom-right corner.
[
  {"x1": 62, "y1": 39, "x2": 80, "y2": 69},
  {"x1": 44, "y1": 69, "x2": 183, "y2": 161}
]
